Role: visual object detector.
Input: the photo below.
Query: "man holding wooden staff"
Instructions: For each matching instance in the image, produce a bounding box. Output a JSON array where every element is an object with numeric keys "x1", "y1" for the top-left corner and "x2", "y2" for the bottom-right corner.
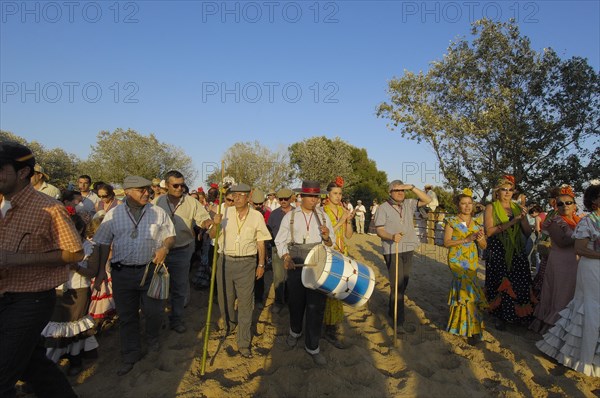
[{"x1": 375, "y1": 180, "x2": 431, "y2": 335}]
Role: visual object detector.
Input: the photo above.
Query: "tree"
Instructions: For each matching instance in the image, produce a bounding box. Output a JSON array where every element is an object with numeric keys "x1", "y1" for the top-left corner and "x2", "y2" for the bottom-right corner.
[
  {"x1": 206, "y1": 141, "x2": 295, "y2": 191},
  {"x1": 289, "y1": 136, "x2": 389, "y2": 205},
  {"x1": 377, "y1": 19, "x2": 599, "y2": 202},
  {"x1": 81, "y1": 129, "x2": 196, "y2": 185},
  {"x1": 1, "y1": 130, "x2": 81, "y2": 189}
]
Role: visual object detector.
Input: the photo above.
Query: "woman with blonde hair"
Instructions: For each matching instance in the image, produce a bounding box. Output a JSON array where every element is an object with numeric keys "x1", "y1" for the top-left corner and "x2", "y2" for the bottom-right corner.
[
  {"x1": 444, "y1": 189, "x2": 488, "y2": 343},
  {"x1": 484, "y1": 175, "x2": 534, "y2": 330}
]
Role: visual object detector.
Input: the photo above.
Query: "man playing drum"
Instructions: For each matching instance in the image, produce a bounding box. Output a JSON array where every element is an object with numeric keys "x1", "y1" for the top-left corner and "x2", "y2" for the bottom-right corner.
[{"x1": 274, "y1": 181, "x2": 334, "y2": 366}]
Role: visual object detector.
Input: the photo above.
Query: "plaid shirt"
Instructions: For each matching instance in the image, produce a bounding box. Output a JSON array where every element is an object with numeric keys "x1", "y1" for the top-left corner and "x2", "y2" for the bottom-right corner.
[
  {"x1": 0, "y1": 184, "x2": 83, "y2": 294},
  {"x1": 93, "y1": 202, "x2": 176, "y2": 265}
]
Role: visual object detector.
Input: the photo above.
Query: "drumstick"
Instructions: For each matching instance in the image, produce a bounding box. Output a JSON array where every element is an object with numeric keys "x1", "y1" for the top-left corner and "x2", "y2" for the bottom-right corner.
[{"x1": 293, "y1": 263, "x2": 318, "y2": 267}]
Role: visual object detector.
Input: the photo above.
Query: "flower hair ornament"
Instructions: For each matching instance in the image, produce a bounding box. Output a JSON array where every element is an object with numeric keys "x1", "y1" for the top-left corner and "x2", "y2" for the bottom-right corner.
[
  {"x1": 558, "y1": 184, "x2": 576, "y2": 198},
  {"x1": 496, "y1": 174, "x2": 516, "y2": 189},
  {"x1": 334, "y1": 176, "x2": 344, "y2": 188},
  {"x1": 65, "y1": 206, "x2": 77, "y2": 216},
  {"x1": 462, "y1": 188, "x2": 473, "y2": 197},
  {"x1": 209, "y1": 183, "x2": 219, "y2": 190}
]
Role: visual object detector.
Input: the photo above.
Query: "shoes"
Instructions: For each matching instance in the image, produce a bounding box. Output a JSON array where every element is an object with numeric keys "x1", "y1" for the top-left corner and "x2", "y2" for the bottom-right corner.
[
  {"x1": 397, "y1": 323, "x2": 416, "y2": 334},
  {"x1": 239, "y1": 348, "x2": 253, "y2": 358},
  {"x1": 286, "y1": 334, "x2": 299, "y2": 348},
  {"x1": 148, "y1": 339, "x2": 160, "y2": 352},
  {"x1": 309, "y1": 352, "x2": 327, "y2": 366},
  {"x1": 117, "y1": 362, "x2": 135, "y2": 376},
  {"x1": 171, "y1": 324, "x2": 187, "y2": 334},
  {"x1": 271, "y1": 303, "x2": 284, "y2": 314},
  {"x1": 324, "y1": 333, "x2": 347, "y2": 349},
  {"x1": 494, "y1": 319, "x2": 506, "y2": 331}
]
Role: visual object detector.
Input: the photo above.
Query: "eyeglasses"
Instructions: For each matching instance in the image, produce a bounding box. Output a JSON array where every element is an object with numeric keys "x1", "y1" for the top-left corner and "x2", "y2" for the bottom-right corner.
[
  {"x1": 278, "y1": 197, "x2": 291, "y2": 201},
  {"x1": 131, "y1": 187, "x2": 150, "y2": 193},
  {"x1": 556, "y1": 201, "x2": 574, "y2": 207},
  {"x1": 390, "y1": 189, "x2": 404, "y2": 193},
  {"x1": 498, "y1": 188, "x2": 515, "y2": 192},
  {"x1": 170, "y1": 184, "x2": 184, "y2": 189},
  {"x1": 225, "y1": 198, "x2": 234, "y2": 203}
]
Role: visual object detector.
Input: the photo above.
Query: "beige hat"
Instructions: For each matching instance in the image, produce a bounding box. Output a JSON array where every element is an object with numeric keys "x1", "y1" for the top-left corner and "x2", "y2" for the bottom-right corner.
[
  {"x1": 251, "y1": 188, "x2": 265, "y2": 204},
  {"x1": 123, "y1": 176, "x2": 152, "y2": 189},
  {"x1": 159, "y1": 180, "x2": 167, "y2": 189},
  {"x1": 33, "y1": 164, "x2": 50, "y2": 181},
  {"x1": 151, "y1": 178, "x2": 161, "y2": 186},
  {"x1": 276, "y1": 188, "x2": 294, "y2": 198}
]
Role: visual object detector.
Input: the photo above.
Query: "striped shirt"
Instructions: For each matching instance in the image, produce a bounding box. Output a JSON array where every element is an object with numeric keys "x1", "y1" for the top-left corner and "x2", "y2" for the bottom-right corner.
[
  {"x1": 0, "y1": 184, "x2": 83, "y2": 294},
  {"x1": 93, "y1": 202, "x2": 176, "y2": 265}
]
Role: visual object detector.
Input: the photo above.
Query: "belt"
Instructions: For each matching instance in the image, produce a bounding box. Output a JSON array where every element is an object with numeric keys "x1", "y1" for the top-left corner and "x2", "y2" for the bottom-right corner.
[
  {"x1": 226, "y1": 254, "x2": 256, "y2": 259},
  {"x1": 111, "y1": 262, "x2": 148, "y2": 270},
  {"x1": 0, "y1": 289, "x2": 55, "y2": 299},
  {"x1": 170, "y1": 243, "x2": 190, "y2": 252}
]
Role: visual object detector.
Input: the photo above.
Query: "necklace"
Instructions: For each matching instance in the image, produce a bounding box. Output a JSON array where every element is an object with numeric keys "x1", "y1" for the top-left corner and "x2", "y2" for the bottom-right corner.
[
  {"x1": 301, "y1": 210, "x2": 314, "y2": 244},
  {"x1": 125, "y1": 204, "x2": 146, "y2": 239}
]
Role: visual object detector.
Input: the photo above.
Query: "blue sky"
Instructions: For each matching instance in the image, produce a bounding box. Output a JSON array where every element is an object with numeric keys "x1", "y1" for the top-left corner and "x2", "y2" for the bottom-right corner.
[{"x1": 1, "y1": 1, "x2": 598, "y2": 189}]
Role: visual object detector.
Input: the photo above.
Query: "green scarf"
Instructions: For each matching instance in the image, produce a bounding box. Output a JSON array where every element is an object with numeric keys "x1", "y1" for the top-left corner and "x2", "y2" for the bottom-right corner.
[{"x1": 492, "y1": 200, "x2": 524, "y2": 270}]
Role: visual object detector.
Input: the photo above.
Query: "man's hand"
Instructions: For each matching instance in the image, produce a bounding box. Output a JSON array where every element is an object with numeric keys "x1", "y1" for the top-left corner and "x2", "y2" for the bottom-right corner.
[
  {"x1": 153, "y1": 246, "x2": 169, "y2": 265},
  {"x1": 392, "y1": 233, "x2": 404, "y2": 243},
  {"x1": 283, "y1": 254, "x2": 296, "y2": 270},
  {"x1": 256, "y1": 266, "x2": 265, "y2": 280}
]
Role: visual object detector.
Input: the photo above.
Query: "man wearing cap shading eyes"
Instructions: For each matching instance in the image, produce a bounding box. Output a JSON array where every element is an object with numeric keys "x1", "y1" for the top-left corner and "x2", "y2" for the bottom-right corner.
[
  {"x1": 92, "y1": 175, "x2": 176, "y2": 376},
  {"x1": 267, "y1": 188, "x2": 295, "y2": 314},
  {"x1": 152, "y1": 170, "x2": 211, "y2": 334},
  {"x1": 30, "y1": 163, "x2": 61, "y2": 200},
  {"x1": 374, "y1": 180, "x2": 431, "y2": 334},
  {"x1": 274, "y1": 181, "x2": 334, "y2": 366},
  {"x1": 209, "y1": 183, "x2": 271, "y2": 359},
  {"x1": 0, "y1": 141, "x2": 83, "y2": 397}
]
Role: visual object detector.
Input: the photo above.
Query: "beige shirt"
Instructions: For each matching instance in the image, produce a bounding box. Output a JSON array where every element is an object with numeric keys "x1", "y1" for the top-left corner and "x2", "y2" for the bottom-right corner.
[
  {"x1": 36, "y1": 181, "x2": 61, "y2": 200},
  {"x1": 218, "y1": 207, "x2": 271, "y2": 257},
  {"x1": 153, "y1": 195, "x2": 210, "y2": 248}
]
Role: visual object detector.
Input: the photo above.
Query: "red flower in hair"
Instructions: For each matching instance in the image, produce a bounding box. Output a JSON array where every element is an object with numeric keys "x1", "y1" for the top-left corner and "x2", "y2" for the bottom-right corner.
[
  {"x1": 335, "y1": 176, "x2": 344, "y2": 188},
  {"x1": 559, "y1": 184, "x2": 575, "y2": 198},
  {"x1": 504, "y1": 175, "x2": 515, "y2": 185},
  {"x1": 65, "y1": 206, "x2": 76, "y2": 216},
  {"x1": 210, "y1": 183, "x2": 218, "y2": 189},
  {"x1": 197, "y1": 187, "x2": 204, "y2": 193}
]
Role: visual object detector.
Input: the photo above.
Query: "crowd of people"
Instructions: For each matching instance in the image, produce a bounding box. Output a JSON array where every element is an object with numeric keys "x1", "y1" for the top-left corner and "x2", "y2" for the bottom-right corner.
[{"x1": 1, "y1": 141, "x2": 598, "y2": 397}]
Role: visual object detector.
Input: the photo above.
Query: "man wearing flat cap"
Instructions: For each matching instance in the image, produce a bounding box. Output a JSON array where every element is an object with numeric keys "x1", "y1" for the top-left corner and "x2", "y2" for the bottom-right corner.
[
  {"x1": 209, "y1": 182, "x2": 271, "y2": 359},
  {"x1": 0, "y1": 141, "x2": 83, "y2": 397},
  {"x1": 274, "y1": 181, "x2": 334, "y2": 366},
  {"x1": 93, "y1": 175, "x2": 176, "y2": 376},
  {"x1": 267, "y1": 187, "x2": 294, "y2": 313},
  {"x1": 30, "y1": 163, "x2": 61, "y2": 200}
]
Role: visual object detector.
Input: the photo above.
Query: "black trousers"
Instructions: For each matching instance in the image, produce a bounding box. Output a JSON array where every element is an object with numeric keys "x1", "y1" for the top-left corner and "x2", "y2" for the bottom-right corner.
[
  {"x1": 384, "y1": 251, "x2": 414, "y2": 325},
  {"x1": 0, "y1": 290, "x2": 77, "y2": 398},
  {"x1": 286, "y1": 268, "x2": 326, "y2": 352}
]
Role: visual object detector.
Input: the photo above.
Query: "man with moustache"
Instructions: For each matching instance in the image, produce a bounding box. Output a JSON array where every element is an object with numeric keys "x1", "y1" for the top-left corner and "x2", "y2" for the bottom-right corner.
[
  {"x1": 93, "y1": 176, "x2": 176, "y2": 376},
  {"x1": 275, "y1": 181, "x2": 334, "y2": 366}
]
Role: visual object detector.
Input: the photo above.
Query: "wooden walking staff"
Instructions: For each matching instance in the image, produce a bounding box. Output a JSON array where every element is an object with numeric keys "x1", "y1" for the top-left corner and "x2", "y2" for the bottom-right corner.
[
  {"x1": 200, "y1": 166, "x2": 234, "y2": 376},
  {"x1": 393, "y1": 241, "x2": 399, "y2": 347}
]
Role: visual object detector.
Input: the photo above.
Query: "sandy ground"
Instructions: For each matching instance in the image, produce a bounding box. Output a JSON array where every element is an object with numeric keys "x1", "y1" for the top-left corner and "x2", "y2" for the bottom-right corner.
[{"x1": 65, "y1": 235, "x2": 599, "y2": 398}]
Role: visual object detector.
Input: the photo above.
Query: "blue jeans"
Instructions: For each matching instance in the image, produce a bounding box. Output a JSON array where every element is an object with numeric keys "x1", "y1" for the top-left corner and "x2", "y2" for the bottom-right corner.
[
  {"x1": 0, "y1": 290, "x2": 77, "y2": 398},
  {"x1": 165, "y1": 244, "x2": 195, "y2": 327}
]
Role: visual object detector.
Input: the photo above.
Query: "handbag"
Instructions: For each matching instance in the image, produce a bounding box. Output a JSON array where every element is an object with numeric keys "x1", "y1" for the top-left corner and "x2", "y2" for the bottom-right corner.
[{"x1": 140, "y1": 262, "x2": 170, "y2": 299}]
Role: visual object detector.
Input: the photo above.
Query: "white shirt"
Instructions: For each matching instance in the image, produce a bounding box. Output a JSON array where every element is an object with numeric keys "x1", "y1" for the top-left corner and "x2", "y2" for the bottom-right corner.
[
  {"x1": 274, "y1": 207, "x2": 334, "y2": 258},
  {"x1": 93, "y1": 202, "x2": 176, "y2": 265}
]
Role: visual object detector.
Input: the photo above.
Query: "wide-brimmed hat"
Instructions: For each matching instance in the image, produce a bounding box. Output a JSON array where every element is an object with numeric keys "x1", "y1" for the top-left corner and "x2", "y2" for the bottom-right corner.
[
  {"x1": 123, "y1": 176, "x2": 152, "y2": 189},
  {"x1": 300, "y1": 181, "x2": 322, "y2": 196},
  {"x1": 33, "y1": 164, "x2": 50, "y2": 181}
]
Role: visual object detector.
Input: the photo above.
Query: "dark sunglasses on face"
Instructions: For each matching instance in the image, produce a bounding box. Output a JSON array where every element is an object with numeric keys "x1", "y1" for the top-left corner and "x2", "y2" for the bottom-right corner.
[
  {"x1": 556, "y1": 201, "x2": 574, "y2": 207},
  {"x1": 98, "y1": 194, "x2": 111, "y2": 199},
  {"x1": 171, "y1": 184, "x2": 184, "y2": 189},
  {"x1": 390, "y1": 189, "x2": 404, "y2": 193},
  {"x1": 278, "y1": 197, "x2": 291, "y2": 201},
  {"x1": 225, "y1": 198, "x2": 234, "y2": 203}
]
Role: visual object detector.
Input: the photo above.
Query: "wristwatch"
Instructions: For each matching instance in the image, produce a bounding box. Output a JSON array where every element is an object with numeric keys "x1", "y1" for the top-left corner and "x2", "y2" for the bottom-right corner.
[{"x1": 257, "y1": 264, "x2": 265, "y2": 268}]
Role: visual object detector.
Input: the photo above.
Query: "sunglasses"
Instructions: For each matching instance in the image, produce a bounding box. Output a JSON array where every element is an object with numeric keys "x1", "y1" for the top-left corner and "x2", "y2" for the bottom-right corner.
[
  {"x1": 498, "y1": 188, "x2": 515, "y2": 192},
  {"x1": 278, "y1": 197, "x2": 291, "y2": 201},
  {"x1": 390, "y1": 189, "x2": 404, "y2": 193},
  {"x1": 225, "y1": 198, "x2": 234, "y2": 203},
  {"x1": 170, "y1": 184, "x2": 184, "y2": 189},
  {"x1": 556, "y1": 201, "x2": 574, "y2": 207},
  {"x1": 98, "y1": 194, "x2": 111, "y2": 199}
]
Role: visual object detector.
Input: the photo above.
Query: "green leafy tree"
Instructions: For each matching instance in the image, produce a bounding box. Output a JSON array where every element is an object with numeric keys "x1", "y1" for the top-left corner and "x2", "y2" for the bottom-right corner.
[
  {"x1": 1, "y1": 130, "x2": 80, "y2": 189},
  {"x1": 81, "y1": 129, "x2": 196, "y2": 185},
  {"x1": 206, "y1": 141, "x2": 295, "y2": 191},
  {"x1": 377, "y1": 19, "x2": 599, "y2": 202}
]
